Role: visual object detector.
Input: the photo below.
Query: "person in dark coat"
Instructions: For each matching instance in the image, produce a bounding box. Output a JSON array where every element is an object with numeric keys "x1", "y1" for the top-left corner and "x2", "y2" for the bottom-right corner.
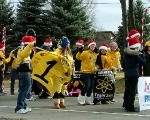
[{"x1": 123, "y1": 37, "x2": 146, "y2": 112}]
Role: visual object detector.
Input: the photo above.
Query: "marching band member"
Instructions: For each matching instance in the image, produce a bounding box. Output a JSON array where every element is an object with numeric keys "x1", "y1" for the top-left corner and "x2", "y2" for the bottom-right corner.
[
  {"x1": 0, "y1": 44, "x2": 14, "y2": 96},
  {"x1": 34, "y1": 38, "x2": 53, "y2": 99},
  {"x1": 76, "y1": 39, "x2": 98, "y2": 105},
  {"x1": 93, "y1": 43, "x2": 114, "y2": 105},
  {"x1": 73, "y1": 39, "x2": 84, "y2": 71},
  {"x1": 52, "y1": 36, "x2": 73, "y2": 109},
  {"x1": 106, "y1": 42, "x2": 122, "y2": 103},
  {"x1": 15, "y1": 36, "x2": 35, "y2": 114}
]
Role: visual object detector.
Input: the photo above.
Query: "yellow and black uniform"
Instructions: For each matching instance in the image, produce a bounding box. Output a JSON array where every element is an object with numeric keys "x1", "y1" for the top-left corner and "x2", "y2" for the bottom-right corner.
[
  {"x1": 106, "y1": 49, "x2": 121, "y2": 75},
  {"x1": 76, "y1": 39, "x2": 98, "y2": 105},
  {"x1": 0, "y1": 45, "x2": 13, "y2": 95},
  {"x1": 15, "y1": 36, "x2": 35, "y2": 113}
]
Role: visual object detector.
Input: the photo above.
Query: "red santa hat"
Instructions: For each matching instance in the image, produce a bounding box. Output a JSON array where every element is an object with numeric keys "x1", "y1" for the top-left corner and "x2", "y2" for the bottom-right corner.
[
  {"x1": 88, "y1": 40, "x2": 96, "y2": 48},
  {"x1": 128, "y1": 37, "x2": 141, "y2": 48},
  {"x1": 22, "y1": 36, "x2": 35, "y2": 45},
  {"x1": 99, "y1": 43, "x2": 108, "y2": 50},
  {"x1": 0, "y1": 44, "x2": 5, "y2": 51},
  {"x1": 127, "y1": 29, "x2": 140, "y2": 39},
  {"x1": 44, "y1": 38, "x2": 52, "y2": 46},
  {"x1": 76, "y1": 39, "x2": 84, "y2": 47}
]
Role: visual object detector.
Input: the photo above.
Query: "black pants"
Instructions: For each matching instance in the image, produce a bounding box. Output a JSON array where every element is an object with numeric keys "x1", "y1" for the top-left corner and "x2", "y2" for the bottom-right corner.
[{"x1": 123, "y1": 77, "x2": 138, "y2": 110}]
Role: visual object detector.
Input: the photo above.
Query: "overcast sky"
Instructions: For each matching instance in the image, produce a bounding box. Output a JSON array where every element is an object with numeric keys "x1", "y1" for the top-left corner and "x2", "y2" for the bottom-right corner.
[
  {"x1": 8, "y1": 0, "x2": 150, "y2": 32},
  {"x1": 94, "y1": 0, "x2": 150, "y2": 31}
]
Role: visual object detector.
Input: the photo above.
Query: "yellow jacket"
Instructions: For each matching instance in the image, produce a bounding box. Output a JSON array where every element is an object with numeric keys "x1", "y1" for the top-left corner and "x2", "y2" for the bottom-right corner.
[
  {"x1": 106, "y1": 50, "x2": 121, "y2": 74},
  {"x1": 0, "y1": 51, "x2": 13, "y2": 71},
  {"x1": 76, "y1": 50, "x2": 98, "y2": 73},
  {"x1": 98, "y1": 54, "x2": 113, "y2": 70},
  {"x1": 16, "y1": 43, "x2": 34, "y2": 66},
  {"x1": 54, "y1": 48, "x2": 73, "y2": 77}
]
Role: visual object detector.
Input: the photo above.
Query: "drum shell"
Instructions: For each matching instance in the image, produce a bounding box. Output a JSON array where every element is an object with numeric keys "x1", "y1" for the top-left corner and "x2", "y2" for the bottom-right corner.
[{"x1": 93, "y1": 70, "x2": 115, "y2": 101}]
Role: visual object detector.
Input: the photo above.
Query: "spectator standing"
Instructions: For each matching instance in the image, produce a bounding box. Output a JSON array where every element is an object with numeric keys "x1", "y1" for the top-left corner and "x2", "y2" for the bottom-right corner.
[
  {"x1": 123, "y1": 37, "x2": 145, "y2": 112},
  {"x1": 143, "y1": 41, "x2": 150, "y2": 76}
]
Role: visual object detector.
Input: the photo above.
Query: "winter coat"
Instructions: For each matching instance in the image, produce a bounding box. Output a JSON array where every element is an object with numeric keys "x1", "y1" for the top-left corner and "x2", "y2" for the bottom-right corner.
[
  {"x1": 96, "y1": 53, "x2": 112, "y2": 70},
  {"x1": 0, "y1": 50, "x2": 13, "y2": 71},
  {"x1": 76, "y1": 49, "x2": 98, "y2": 73},
  {"x1": 123, "y1": 48, "x2": 146, "y2": 78},
  {"x1": 106, "y1": 50, "x2": 121, "y2": 74},
  {"x1": 16, "y1": 43, "x2": 34, "y2": 72},
  {"x1": 144, "y1": 52, "x2": 150, "y2": 76}
]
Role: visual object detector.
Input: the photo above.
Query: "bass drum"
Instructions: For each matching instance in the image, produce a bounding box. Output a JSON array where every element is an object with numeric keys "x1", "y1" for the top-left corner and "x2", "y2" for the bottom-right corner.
[
  {"x1": 66, "y1": 71, "x2": 84, "y2": 97},
  {"x1": 93, "y1": 70, "x2": 115, "y2": 101}
]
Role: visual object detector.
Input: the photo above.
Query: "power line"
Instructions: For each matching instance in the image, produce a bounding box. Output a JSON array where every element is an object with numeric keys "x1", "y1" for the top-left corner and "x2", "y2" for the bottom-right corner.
[{"x1": 8, "y1": 1, "x2": 120, "y2": 4}]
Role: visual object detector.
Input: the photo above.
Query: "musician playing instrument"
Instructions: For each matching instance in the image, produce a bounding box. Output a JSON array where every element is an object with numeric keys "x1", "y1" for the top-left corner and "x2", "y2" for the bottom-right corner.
[
  {"x1": 93, "y1": 43, "x2": 114, "y2": 105},
  {"x1": 76, "y1": 39, "x2": 98, "y2": 105},
  {"x1": 0, "y1": 44, "x2": 14, "y2": 96},
  {"x1": 15, "y1": 36, "x2": 35, "y2": 114},
  {"x1": 51, "y1": 36, "x2": 73, "y2": 109}
]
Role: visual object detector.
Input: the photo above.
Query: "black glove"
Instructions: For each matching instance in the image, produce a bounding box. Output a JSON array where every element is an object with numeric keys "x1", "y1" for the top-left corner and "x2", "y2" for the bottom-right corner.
[
  {"x1": 139, "y1": 53, "x2": 145, "y2": 60},
  {"x1": 0, "y1": 57, "x2": 3, "y2": 61},
  {"x1": 79, "y1": 47, "x2": 83, "y2": 53},
  {"x1": 34, "y1": 42, "x2": 36, "y2": 47}
]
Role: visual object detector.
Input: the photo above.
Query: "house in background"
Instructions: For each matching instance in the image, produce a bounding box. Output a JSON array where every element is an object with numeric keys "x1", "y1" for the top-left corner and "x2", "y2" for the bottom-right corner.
[{"x1": 94, "y1": 31, "x2": 117, "y2": 47}]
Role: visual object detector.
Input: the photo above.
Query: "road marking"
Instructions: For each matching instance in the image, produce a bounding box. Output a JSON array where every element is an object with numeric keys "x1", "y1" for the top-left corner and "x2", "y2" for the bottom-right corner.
[{"x1": 0, "y1": 105, "x2": 150, "y2": 117}]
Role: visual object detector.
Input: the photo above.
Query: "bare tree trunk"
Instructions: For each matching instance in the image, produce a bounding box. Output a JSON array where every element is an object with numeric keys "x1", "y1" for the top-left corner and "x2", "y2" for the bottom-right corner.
[
  {"x1": 129, "y1": 0, "x2": 135, "y2": 29},
  {"x1": 119, "y1": 0, "x2": 128, "y2": 43}
]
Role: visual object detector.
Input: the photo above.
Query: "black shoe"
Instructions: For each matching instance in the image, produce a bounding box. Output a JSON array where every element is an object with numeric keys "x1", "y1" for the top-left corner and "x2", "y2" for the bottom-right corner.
[
  {"x1": 127, "y1": 108, "x2": 139, "y2": 112},
  {"x1": 11, "y1": 92, "x2": 15, "y2": 95}
]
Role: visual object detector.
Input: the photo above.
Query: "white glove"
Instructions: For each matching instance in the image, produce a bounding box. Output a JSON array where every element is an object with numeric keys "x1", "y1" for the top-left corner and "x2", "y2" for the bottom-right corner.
[{"x1": 118, "y1": 65, "x2": 123, "y2": 71}]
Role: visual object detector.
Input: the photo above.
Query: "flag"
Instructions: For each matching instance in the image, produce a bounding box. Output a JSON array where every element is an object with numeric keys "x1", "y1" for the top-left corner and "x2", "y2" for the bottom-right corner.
[
  {"x1": 31, "y1": 51, "x2": 73, "y2": 94},
  {"x1": 2, "y1": 27, "x2": 6, "y2": 47}
]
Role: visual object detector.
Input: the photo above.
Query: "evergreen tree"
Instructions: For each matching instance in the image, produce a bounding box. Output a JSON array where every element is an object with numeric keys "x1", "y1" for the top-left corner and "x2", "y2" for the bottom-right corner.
[
  {"x1": 50, "y1": 0, "x2": 95, "y2": 47},
  {"x1": 116, "y1": 0, "x2": 150, "y2": 53},
  {"x1": 0, "y1": 0, "x2": 14, "y2": 53},
  {"x1": 116, "y1": 26, "x2": 124, "y2": 55},
  {"x1": 133, "y1": 0, "x2": 150, "y2": 44},
  {"x1": 12, "y1": 0, "x2": 51, "y2": 47}
]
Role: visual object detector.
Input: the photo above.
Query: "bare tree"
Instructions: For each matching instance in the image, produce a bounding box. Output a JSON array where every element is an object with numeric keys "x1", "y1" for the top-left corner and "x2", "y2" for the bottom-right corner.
[
  {"x1": 119, "y1": 0, "x2": 128, "y2": 43},
  {"x1": 129, "y1": 0, "x2": 135, "y2": 29}
]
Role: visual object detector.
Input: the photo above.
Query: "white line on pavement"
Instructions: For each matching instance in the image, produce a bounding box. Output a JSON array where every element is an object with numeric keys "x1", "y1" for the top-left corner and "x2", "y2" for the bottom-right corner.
[{"x1": 0, "y1": 105, "x2": 149, "y2": 117}]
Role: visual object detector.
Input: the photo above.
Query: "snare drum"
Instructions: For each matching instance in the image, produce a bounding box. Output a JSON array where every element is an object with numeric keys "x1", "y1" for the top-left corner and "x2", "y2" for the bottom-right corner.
[
  {"x1": 72, "y1": 71, "x2": 83, "y2": 88},
  {"x1": 93, "y1": 70, "x2": 115, "y2": 101}
]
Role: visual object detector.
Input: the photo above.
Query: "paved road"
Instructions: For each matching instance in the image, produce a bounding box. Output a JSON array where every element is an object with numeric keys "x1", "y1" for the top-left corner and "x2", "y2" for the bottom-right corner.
[{"x1": 0, "y1": 91, "x2": 150, "y2": 120}]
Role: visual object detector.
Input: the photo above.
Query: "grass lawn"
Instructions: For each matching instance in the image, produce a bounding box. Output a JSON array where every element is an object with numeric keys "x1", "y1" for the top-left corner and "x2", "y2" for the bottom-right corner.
[
  {"x1": 115, "y1": 71, "x2": 125, "y2": 94},
  {"x1": 3, "y1": 71, "x2": 125, "y2": 93}
]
